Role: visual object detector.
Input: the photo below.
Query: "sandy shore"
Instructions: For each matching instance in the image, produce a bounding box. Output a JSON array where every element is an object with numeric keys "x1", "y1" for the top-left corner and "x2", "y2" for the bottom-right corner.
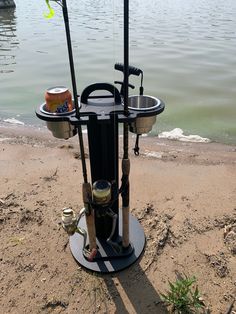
[{"x1": 0, "y1": 124, "x2": 235, "y2": 313}]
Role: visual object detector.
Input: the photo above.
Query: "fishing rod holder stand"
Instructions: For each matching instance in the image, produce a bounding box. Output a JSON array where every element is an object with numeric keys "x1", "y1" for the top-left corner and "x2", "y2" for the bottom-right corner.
[
  {"x1": 36, "y1": 83, "x2": 164, "y2": 273},
  {"x1": 35, "y1": 0, "x2": 166, "y2": 273}
]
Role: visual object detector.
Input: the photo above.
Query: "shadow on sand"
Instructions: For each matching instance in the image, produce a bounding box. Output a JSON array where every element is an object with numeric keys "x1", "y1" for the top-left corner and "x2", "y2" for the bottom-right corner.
[{"x1": 103, "y1": 262, "x2": 168, "y2": 314}]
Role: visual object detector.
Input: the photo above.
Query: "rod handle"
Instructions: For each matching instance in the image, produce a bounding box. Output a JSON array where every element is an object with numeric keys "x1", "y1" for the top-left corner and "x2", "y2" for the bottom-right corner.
[{"x1": 114, "y1": 63, "x2": 142, "y2": 76}]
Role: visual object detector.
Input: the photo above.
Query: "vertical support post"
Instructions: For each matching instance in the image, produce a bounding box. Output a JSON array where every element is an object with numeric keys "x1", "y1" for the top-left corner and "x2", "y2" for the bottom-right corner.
[{"x1": 87, "y1": 116, "x2": 119, "y2": 240}]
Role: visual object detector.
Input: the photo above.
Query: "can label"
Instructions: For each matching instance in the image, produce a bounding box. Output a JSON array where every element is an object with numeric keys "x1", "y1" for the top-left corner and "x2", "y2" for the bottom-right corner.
[
  {"x1": 54, "y1": 100, "x2": 70, "y2": 113},
  {"x1": 45, "y1": 86, "x2": 73, "y2": 113}
]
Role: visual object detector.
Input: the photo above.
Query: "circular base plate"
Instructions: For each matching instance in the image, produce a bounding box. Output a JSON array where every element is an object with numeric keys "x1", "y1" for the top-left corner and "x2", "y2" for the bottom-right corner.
[{"x1": 69, "y1": 211, "x2": 145, "y2": 273}]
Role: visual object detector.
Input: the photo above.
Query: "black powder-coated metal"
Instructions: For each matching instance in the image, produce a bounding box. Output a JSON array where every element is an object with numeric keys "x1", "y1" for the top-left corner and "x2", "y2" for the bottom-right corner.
[
  {"x1": 69, "y1": 211, "x2": 146, "y2": 273},
  {"x1": 35, "y1": 0, "x2": 166, "y2": 274},
  {"x1": 35, "y1": 95, "x2": 165, "y2": 124},
  {"x1": 87, "y1": 114, "x2": 119, "y2": 239},
  {"x1": 36, "y1": 89, "x2": 165, "y2": 273}
]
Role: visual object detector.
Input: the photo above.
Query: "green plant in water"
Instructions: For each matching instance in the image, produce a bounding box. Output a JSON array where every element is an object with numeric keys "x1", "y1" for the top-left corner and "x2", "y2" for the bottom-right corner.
[{"x1": 161, "y1": 275, "x2": 206, "y2": 313}]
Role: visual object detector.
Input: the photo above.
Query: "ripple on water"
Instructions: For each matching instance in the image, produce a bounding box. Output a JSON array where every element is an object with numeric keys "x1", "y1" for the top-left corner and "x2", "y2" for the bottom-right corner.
[{"x1": 0, "y1": 0, "x2": 236, "y2": 144}]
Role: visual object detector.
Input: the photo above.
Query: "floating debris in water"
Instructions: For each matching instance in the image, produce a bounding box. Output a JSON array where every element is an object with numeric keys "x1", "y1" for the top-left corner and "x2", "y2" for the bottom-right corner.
[
  {"x1": 3, "y1": 118, "x2": 24, "y2": 126},
  {"x1": 159, "y1": 128, "x2": 210, "y2": 143}
]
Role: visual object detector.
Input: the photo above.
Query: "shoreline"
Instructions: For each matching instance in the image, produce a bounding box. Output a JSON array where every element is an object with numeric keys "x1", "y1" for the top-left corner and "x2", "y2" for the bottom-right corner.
[
  {"x1": 1, "y1": 115, "x2": 236, "y2": 146},
  {"x1": 0, "y1": 122, "x2": 235, "y2": 166},
  {"x1": 1, "y1": 119, "x2": 235, "y2": 145}
]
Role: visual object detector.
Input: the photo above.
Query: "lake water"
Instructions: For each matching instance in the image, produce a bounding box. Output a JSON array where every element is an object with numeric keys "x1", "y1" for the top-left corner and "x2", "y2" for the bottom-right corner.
[{"x1": 0, "y1": 0, "x2": 236, "y2": 144}]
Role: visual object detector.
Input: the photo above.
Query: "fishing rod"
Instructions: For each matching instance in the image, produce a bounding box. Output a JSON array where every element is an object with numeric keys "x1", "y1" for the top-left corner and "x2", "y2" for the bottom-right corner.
[
  {"x1": 121, "y1": 0, "x2": 130, "y2": 248},
  {"x1": 61, "y1": 0, "x2": 97, "y2": 256},
  {"x1": 61, "y1": 0, "x2": 86, "y2": 179}
]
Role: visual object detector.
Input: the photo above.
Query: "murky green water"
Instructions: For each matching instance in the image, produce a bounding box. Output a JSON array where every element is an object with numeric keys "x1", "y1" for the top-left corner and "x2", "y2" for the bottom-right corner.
[{"x1": 0, "y1": 0, "x2": 236, "y2": 144}]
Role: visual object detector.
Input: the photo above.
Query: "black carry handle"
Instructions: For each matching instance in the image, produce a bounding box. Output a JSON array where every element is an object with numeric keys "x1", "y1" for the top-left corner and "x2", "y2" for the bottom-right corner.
[
  {"x1": 80, "y1": 83, "x2": 121, "y2": 105},
  {"x1": 114, "y1": 63, "x2": 142, "y2": 76}
]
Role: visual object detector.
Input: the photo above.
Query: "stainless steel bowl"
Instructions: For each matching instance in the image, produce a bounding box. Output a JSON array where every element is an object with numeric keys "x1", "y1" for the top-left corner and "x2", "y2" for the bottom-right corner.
[
  {"x1": 40, "y1": 104, "x2": 77, "y2": 140},
  {"x1": 128, "y1": 95, "x2": 161, "y2": 134}
]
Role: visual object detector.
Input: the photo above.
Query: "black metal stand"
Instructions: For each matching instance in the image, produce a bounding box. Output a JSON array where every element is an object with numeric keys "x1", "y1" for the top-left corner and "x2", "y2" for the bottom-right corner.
[
  {"x1": 36, "y1": 84, "x2": 164, "y2": 273},
  {"x1": 70, "y1": 211, "x2": 145, "y2": 273},
  {"x1": 36, "y1": 0, "x2": 165, "y2": 274},
  {"x1": 87, "y1": 115, "x2": 119, "y2": 239}
]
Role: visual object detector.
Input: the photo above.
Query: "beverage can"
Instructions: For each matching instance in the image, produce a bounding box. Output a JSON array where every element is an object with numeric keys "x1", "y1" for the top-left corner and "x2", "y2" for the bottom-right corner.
[{"x1": 45, "y1": 86, "x2": 73, "y2": 113}]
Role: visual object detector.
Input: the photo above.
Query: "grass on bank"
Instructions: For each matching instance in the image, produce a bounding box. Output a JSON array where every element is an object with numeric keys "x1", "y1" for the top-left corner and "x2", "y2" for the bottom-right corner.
[{"x1": 161, "y1": 274, "x2": 208, "y2": 314}]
